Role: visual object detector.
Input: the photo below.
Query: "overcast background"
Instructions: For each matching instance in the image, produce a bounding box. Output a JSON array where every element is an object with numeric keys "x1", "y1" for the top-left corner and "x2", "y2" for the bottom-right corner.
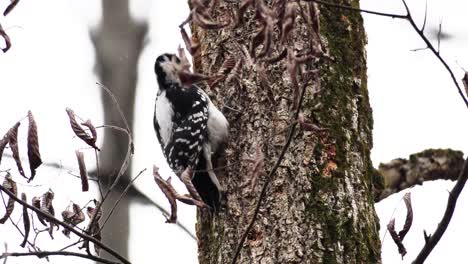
[{"x1": 0, "y1": 0, "x2": 467, "y2": 263}]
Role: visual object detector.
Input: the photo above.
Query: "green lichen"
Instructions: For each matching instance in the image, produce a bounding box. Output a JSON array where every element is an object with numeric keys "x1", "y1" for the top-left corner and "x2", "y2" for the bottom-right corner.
[
  {"x1": 304, "y1": 0, "x2": 381, "y2": 262},
  {"x1": 409, "y1": 148, "x2": 464, "y2": 163}
]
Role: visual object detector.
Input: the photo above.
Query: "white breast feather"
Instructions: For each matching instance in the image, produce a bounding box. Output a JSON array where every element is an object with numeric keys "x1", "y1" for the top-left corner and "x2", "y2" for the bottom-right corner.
[
  {"x1": 155, "y1": 90, "x2": 174, "y2": 146},
  {"x1": 206, "y1": 98, "x2": 229, "y2": 153}
]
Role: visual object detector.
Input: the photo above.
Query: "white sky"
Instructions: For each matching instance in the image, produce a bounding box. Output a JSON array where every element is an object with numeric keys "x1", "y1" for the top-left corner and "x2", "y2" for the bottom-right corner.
[{"x1": 0, "y1": 0, "x2": 467, "y2": 263}]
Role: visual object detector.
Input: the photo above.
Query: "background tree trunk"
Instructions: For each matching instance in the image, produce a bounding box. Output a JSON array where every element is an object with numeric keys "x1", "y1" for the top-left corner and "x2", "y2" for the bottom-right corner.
[
  {"x1": 192, "y1": 0, "x2": 381, "y2": 263},
  {"x1": 92, "y1": 0, "x2": 147, "y2": 259}
]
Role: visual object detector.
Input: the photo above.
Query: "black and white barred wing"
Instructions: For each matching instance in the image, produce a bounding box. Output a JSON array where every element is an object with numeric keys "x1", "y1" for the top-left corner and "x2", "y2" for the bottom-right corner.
[{"x1": 164, "y1": 101, "x2": 209, "y2": 175}]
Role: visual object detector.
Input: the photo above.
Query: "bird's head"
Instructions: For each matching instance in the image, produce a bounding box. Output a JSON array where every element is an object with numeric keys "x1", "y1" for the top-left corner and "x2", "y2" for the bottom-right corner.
[{"x1": 154, "y1": 53, "x2": 182, "y2": 88}]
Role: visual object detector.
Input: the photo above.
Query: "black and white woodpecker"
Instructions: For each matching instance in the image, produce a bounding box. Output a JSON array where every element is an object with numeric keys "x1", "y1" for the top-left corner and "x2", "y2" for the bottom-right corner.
[{"x1": 153, "y1": 53, "x2": 229, "y2": 209}]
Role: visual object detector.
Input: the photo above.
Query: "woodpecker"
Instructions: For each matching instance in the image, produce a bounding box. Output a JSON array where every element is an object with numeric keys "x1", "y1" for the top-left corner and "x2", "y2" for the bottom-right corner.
[{"x1": 153, "y1": 53, "x2": 229, "y2": 209}]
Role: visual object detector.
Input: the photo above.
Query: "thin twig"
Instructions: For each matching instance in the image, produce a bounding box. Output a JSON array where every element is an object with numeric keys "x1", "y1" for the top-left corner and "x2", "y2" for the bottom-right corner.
[
  {"x1": 95, "y1": 149, "x2": 104, "y2": 200},
  {"x1": 0, "y1": 192, "x2": 37, "y2": 250},
  {"x1": 437, "y1": 20, "x2": 442, "y2": 54},
  {"x1": 0, "y1": 251, "x2": 120, "y2": 264},
  {"x1": 95, "y1": 125, "x2": 133, "y2": 190},
  {"x1": 99, "y1": 168, "x2": 146, "y2": 231},
  {"x1": 96, "y1": 82, "x2": 132, "y2": 135},
  {"x1": 412, "y1": 158, "x2": 468, "y2": 263},
  {"x1": 421, "y1": 0, "x2": 428, "y2": 33},
  {"x1": 307, "y1": 0, "x2": 468, "y2": 108},
  {"x1": 2, "y1": 243, "x2": 7, "y2": 264},
  {"x1": 399, "y1": 0, "x2": 468, "y2": 108}
]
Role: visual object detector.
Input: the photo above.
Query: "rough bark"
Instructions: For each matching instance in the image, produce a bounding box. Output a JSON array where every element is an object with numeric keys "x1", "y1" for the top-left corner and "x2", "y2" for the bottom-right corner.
[
  {"x1": 92, "y1": 0, "x2": 147, "y2": 259},
  {"x1": 375, "y1": 149, "x2": 465, "y2": 202},
  {"x1": 192, "y1": 0, "x2": 381, "y2": 263}
]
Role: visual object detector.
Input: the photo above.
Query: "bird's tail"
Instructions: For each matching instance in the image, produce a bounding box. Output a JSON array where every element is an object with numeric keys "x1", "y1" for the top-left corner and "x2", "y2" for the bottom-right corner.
[{"x1": 192, "y1": 155, "x2": 220, "y2": 211}]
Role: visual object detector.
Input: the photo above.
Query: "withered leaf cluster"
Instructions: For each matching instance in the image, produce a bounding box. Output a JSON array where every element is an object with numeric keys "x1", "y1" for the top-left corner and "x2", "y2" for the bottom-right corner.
[
  {"x1": 153, "y1": 166, "x2": 206, "y2": 223},
  {"x1": 61, "y1": 203, "x2": 85, "y2": 237},
  {"x1": 31, "y1": 190, "x2": 58, "y2": 239},
  {"x1": 66, "y1": 108, "x2": 101, "y2": 192},
  {"x1": 40, "y1": 189, "x2": 58, "y2": 239},
  {"x1": 65, "y1": 108, "x2": 100, "y2": 151},
  {"x1": 0, "y1": 111, "x2": 43, "y2": 182},
  {"x1": 387, "y1": 192, "x2": 413, "y2": 258},
  {"x1": 82, "y1": 200, "x2": 102, "y2": 255}
]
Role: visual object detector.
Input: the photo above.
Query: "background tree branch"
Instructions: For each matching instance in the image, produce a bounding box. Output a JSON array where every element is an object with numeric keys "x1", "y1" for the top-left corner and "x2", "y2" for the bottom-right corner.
[{"x1": 375, "y1": 149, "x2": 465, "y2": 202}]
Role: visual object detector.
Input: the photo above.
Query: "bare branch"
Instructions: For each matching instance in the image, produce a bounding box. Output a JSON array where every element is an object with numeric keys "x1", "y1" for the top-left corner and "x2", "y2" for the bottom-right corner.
[
  {"x1": 0, "y1": 250, "x2": 120, "y2": 264},
  {"x1": 412, "y1": 157, "x2": 468, "y2": 263}
]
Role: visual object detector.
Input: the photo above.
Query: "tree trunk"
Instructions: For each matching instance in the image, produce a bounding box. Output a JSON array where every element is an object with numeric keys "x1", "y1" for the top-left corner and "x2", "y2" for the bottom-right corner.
[
  {"x1": 192, "y1": 1, "x2": 381, "y2": 263},
  {"x1": 92, "y1": 0, "x2": 147, "y2": 259}
]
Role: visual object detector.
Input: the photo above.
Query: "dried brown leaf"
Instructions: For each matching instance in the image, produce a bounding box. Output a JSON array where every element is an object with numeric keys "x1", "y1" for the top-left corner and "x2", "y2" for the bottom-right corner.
[
  {"x1": 81, "y1": 119, "x2": 97, "y2": 144},
  {"x1": 280, "y1": 2, "x2": 297, "y2": 44},
  {"x1": 32, "y1": 196, "x2": 47, "y2": 226},
  {"x1": 180, "y1": 26, "x2": 199, "y2": 55},
  {"x1": 0, "y1": 131, "x2": 9, "y2": 166},
  {"x1": 0, "y1": 23, "x2": 11, "y2": 53},
  {"x1": 20, "y1": 193, "x2": 30, "y2": 247},
  {"x1": 3, "y1": 0, "x2": 20, "y2": 16},
  {"x1": 462, "y1": 72, "x2": 468, "y2": 97},
  {"x1": 75, "y1": 150, "x2": 89, "y2": 192},
  {"x1": 192, "y1": 12, "x2": 228, "y2": 30},
  {"x1": 153, "y1": 166, "x2": 178, "y2": 223},
  {"x1": 86, "y1": 201, "x2": 102, "y2": 222},
  {"x1": 225, "y1": 58, "x2": 243, "y2": 84},
  {"x1": 398, "y1": 192, "x2": 413, "y2": 241},
  {"x1": 179, "y1": 71, "x2": 212, "y2": 88},
  {"x1": 65, "y1": 108, "x2": 100, "y2": 151},
  {"x1": 7, "y1": 122, "x2": 26, "y2": 178},
  {"x1": 62, "y1": 203, "x2": 85, "y2": 237},
  {"x1": 27, "y1": 111, "x2": 42, "y2": 182},
  {"x1": 176, "y1": 193, "x2": 207, "y2": 208},
  {"x1": 0, "y1": 174, "x2": 16, "y2": 224},
  {"x1": 387, "y1": 218, "x2": 407, "y2": 258},
  {"x1": 41, "y1": 189, "x2": 55, "y2": 216},
  {"x1": 180, "y1": 167, "x2": 207, "y2": 208},
  {"x1": 41, "y1": 189, "x2": 57, "y2": 239},
  {"x1": 85, "y1": 200, "x2": 102, "y2": 254},
  {"x1": 177, "y1": 45, "x2": 192, "y2": 72}
]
